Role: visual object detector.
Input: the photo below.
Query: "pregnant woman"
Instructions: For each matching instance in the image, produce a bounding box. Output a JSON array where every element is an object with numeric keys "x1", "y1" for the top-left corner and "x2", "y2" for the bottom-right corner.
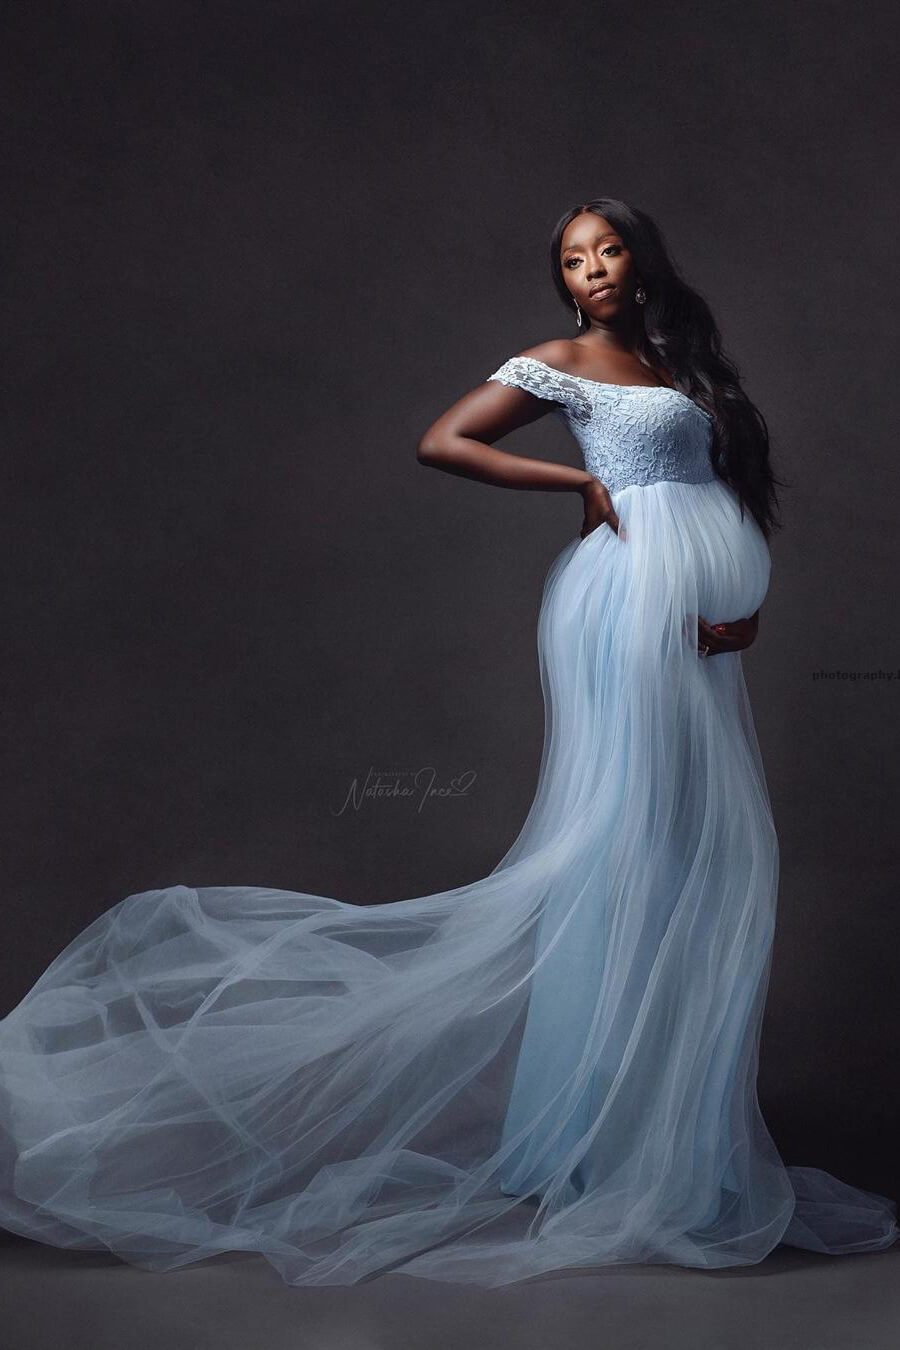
[{"x1": 0, "y1": 197, "x2": 896, "y2": 1288}]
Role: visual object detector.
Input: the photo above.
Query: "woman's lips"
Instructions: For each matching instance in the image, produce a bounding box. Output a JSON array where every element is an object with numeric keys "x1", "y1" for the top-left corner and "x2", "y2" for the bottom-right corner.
[{"x1": 589, "y1": 285, "x2": 616, "y2": 300}]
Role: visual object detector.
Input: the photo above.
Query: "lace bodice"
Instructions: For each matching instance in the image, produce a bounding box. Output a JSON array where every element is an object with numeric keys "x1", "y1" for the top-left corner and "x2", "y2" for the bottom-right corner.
[{"x1": 487, "y1": 355, "x2": 717, "y2": 494}]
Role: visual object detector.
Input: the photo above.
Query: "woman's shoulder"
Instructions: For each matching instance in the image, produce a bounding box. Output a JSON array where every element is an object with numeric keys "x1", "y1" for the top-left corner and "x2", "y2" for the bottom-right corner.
[
  {"x1": 512, "y1": 338, "x2": 580, "y2": 375},
  {"x1": 512, "y1": 339, "x2": 627, "y2": 386},
  {"x1": 489, "y1": 340, "x2": 594, "y2": 422}
]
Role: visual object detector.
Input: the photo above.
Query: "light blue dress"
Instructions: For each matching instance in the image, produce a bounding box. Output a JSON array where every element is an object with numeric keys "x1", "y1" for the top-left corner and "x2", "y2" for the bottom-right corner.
[{"x1": 0, "y1": 355, "x2": 896, "y2": 1287}]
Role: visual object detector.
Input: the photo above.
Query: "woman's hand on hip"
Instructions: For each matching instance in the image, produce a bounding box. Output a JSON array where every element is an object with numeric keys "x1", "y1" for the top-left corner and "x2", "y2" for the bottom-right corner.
[{"x1": 579, "y1": 478, "x2": 622, "y2": 539}]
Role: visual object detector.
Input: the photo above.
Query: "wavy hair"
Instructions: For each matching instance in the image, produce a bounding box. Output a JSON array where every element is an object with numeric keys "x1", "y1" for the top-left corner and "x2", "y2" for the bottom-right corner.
[{"x1": 549, "y1": 199, "x2": 786, "y2": 539}]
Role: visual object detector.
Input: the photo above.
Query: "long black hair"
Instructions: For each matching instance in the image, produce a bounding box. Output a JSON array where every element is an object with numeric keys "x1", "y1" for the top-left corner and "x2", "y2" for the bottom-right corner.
[{"x1": 549, "y1": 199, "x2": 786, "y2": 540}]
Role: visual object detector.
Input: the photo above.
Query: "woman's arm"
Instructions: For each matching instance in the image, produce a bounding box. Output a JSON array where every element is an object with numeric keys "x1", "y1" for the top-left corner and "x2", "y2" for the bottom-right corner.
[{"x1": 417, "y1": 379, "x2": 621, "y2": 533}]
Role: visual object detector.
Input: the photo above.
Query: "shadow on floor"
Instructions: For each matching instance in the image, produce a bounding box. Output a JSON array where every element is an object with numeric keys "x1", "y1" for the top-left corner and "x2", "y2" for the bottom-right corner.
[{"x1": 1, "y1": 1235, "x2": 899, "y2": 1350}]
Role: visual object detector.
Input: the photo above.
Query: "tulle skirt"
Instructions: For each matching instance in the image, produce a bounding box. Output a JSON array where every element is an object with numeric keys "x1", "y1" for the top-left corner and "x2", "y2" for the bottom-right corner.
[{"x1": 1, "y1": 477, "x2": 896, "y2": 1287}]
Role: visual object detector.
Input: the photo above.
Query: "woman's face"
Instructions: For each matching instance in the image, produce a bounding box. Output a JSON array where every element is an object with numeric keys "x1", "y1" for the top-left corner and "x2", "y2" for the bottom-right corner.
[{"x1": 559, "y1": 212, "x2": 638, "y2": 322}]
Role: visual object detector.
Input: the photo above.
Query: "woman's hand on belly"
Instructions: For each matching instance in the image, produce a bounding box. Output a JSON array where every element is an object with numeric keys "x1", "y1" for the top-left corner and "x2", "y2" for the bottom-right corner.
[{"x1": 697, "y1": 609, "x2": 760, "y2": 657}]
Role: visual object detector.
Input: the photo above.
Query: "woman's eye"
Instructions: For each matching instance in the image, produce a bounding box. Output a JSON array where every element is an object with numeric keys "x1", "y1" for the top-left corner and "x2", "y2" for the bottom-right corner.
[{"x1": 565, "y1": 246, "x2": 621, "y2": 268}]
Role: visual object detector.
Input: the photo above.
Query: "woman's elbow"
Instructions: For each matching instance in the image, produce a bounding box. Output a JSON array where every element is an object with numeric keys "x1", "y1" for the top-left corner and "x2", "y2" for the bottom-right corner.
[{"x1": 416, "y1": 434, "x2": 453, "y2": 467}]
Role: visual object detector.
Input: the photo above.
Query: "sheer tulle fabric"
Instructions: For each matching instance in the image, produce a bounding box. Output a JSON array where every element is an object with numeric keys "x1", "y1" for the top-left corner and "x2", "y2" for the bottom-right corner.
[{"x1": 1, "y1": 477, "x2": 896, "y2": 1286}]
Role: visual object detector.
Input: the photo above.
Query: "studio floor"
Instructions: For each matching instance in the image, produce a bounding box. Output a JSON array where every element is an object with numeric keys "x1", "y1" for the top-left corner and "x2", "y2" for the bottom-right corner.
[{"x1": 1, "y1": 1237, "x2": 898, "y2": 1350}]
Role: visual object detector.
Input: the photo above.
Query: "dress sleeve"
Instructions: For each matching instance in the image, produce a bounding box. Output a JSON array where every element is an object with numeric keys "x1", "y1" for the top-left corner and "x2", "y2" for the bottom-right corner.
[{"x1": 486, "y1": 356, "x2": 592, "y2": 423}]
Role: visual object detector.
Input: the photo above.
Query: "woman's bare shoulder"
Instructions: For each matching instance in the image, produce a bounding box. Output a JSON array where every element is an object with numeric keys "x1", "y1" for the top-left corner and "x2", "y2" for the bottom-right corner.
[{"x1": 513, "y1": 338, "x2": 580, "y2": 373}]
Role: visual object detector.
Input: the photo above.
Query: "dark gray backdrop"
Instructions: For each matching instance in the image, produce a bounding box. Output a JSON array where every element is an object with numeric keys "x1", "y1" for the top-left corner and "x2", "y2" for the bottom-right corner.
[{"x1": 3, "y1": 0, "x2": 898, "y2": 1201}]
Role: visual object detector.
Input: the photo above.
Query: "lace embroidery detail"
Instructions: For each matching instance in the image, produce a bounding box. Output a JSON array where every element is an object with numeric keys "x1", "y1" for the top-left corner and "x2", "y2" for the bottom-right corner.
[
  {"x1": 487, "y1": 357, "x2": 594, "y2": 423},
  {"x1": 487, "y1": 355, "x2": 717, "y2": 495}
]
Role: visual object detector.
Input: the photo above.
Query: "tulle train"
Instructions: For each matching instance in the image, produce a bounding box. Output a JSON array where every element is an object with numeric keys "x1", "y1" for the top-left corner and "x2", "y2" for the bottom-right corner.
[{"x1": 0, "y1": 477, "x2": 896, "y2": 1286}]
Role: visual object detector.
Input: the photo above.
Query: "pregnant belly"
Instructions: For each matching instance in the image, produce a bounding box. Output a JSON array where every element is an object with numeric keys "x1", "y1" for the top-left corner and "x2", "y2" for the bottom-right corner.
[
  {"x1": 689, "y1": 479, "x2": 772, "y2": 622},
  {"x1": 613, "y1": 477, "x2": 773, "y2": 625}
]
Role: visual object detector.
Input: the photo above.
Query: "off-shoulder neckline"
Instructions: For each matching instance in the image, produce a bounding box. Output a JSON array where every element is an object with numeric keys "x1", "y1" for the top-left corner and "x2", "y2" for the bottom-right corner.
[
  {"x1": 512, "y1": 354, "x2": 674, "y2": 393},
  {"x1": 503, "y1": 355, "x2": 712, "y2": 421}
]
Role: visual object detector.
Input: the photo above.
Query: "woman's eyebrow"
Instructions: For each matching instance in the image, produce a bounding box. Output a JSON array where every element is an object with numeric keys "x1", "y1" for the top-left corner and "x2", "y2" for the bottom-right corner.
[{"x1": 562, "y1": 233, "x2": 620, "y2": 254}]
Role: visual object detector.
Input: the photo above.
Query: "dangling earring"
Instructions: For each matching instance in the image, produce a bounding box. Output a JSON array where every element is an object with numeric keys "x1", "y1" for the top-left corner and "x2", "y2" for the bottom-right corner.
[
  {"x1": 634, "y1": 284, "x2": 647, "y2": 305},
  {"x1": 573, "y1": 299, "x2": 582, "y2": 327}
]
